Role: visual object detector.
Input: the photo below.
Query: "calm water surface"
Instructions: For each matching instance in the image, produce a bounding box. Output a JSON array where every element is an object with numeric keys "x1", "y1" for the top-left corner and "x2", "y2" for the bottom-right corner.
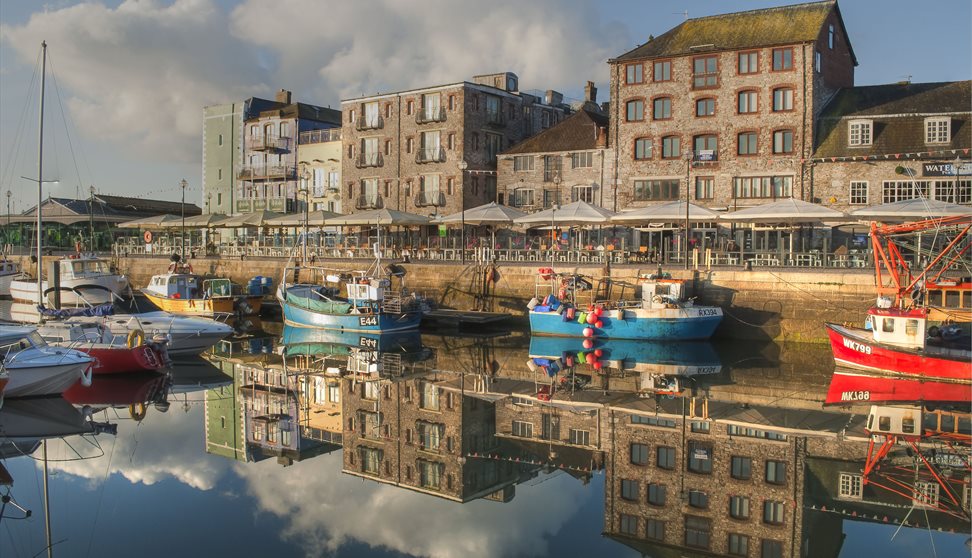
[{"x1": 1, "y1": 322, "x2": 967, "y2": 558}]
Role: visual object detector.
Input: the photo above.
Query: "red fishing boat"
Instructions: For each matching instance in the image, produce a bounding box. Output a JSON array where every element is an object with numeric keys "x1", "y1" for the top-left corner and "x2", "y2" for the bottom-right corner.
[
  {"x1": 37, "y1": 320, "x2": 170, "y2": 374},
  {"x1": 825, "y1": 368, "x2": 969, "y2": 406}
]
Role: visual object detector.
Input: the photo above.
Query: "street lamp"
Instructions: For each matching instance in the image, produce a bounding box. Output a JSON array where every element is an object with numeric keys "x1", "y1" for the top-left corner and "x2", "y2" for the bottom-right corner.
[
  {"x1": 458, "y1": 160, "x2": 468, "y2": 263},
  {"x1": 300, "y1": 169, "x2": 311, "y2": 263},
  {"x1": 6, "y1": 190, "x2": 11, "y2": 228},
  {"x1": 550, "y1": 203, "x2": 559, "y2": 266},
  {"x1": 180, "y1": 178, "x2": 188, "y2": 258},
  {"x1": 88, "y1": 185, "x2": 95, "y2": 253}
]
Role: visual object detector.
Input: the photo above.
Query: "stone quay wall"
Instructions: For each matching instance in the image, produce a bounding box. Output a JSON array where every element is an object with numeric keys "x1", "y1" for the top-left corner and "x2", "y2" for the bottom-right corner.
[{"x1": 24, "y1": 255, "x2": 876, "y2": 342}]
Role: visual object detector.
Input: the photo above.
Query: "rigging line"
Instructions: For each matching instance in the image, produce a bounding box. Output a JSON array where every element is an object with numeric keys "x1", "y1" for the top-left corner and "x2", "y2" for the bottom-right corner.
[
  {"x1": 46, "y1": 52, "x2": 87, "y2": 200},
  {"x1": 0, "y1": 46, "x2": 42, "y2": 196},
  {"x1": 83, "y1": 433, "x2": 117, "y2": 558}
]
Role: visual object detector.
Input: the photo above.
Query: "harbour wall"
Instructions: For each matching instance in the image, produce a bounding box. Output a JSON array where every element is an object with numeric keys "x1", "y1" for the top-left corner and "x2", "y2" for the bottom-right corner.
[{"x1": 23, "y1": 255, "x2": 877, "y2": 342}]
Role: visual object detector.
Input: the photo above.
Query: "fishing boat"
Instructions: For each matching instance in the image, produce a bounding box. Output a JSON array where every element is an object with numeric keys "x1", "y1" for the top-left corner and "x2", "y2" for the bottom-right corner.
[
  {"x1": 0, "y1": 326, "x2": 93, "y2": 397},
  {"x1": 528, "y1": 336, "x2": 722, "y2": 376},
  {"x1": 528, "y1": 270, "x2": 722, "y2": 340},
  {"x1": 278, "y1": 265, "x2": 424, "y2": 332},
  {"x1": 10, "y1": 253, "x2": 129, "y2": 306},
  {"x1": 282, "y1": 326, "x2": 424, "y2": 355},
  {"x1": 825, "y1": 367, "x2": 969, "y2": 406},
  {"x1": 824, "y1": 303, "x2": 971, "y2": 382},
  {"x1": 142, "y1": 261, "x2": 263, "y2": 317},
  {"x1": 36, "y1": 320, "x2": 169, "y2": 374},
  {"x1": 0, "y1": 258, "x2": 22, "y2": 298}
]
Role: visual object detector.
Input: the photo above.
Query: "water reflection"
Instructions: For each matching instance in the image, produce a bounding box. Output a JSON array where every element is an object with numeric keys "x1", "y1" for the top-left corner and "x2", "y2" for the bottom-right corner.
[{"x1": 1, "y1": 323, "x2": 968, "y2": 558}]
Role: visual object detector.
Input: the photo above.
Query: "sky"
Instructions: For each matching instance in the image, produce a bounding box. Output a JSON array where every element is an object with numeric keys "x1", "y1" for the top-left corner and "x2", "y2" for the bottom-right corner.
[{"x1": 0, "y1": 0, "x2": 970, "y2": 211}]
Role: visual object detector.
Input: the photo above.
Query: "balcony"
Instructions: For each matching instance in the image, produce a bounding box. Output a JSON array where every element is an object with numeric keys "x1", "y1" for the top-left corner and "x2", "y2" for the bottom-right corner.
[
  {"x1": 298, "y1": 128, "x2": 341, "y2": 144},
  {"x1": 250, "y1": 135, "x2": 290, "y2": 152},
  {"x1": 485, "y1": 109, "x2": 505, "y2": 127},
  {"x1": 416, "y1": 106, "x2": 446, "y2": 124},
  {"x1": 355, "y1": 152, "x2": 384, "y2": 169},
  {"x1": 238, "y1": 165, "x2": 296, "y2": 181},
  {"x1": 414, "y1": 191, "x2": 446, "y2": 208},
  {"x1": 355, "y1": 116, "x2": 384, "y2": 131},
  {"x1": 355, "y1": 195, "x2": 383, "y2": 210},
  {"x1": 416, "y1": 147, "x2": 446, "y2": 164}
]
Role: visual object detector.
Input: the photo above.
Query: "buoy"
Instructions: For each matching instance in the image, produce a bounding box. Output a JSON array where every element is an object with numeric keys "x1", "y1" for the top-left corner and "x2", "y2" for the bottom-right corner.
[
  {"x1": 583, "y1": 327, "x2": 593, "y2": 337},
  {"x1": 585, "y1": 351, "x2": 596, "y2": 362},
  {"x1": 583, "y1": 339, "x2": 594, "y2": 350},
  {"x1": 586, "y1": 313, "x2": 597, "y2": 324},
  {"x1": 594, "y1": 306, "x2": 603, "y2": 317},
  {"x1": 594, "y1": 349, "x2": 603, "y2": 357},
  {"x1": 595, "y1": 320, "x2": 603, "y2": 329},
  {"x1": 593, "y1": 361, "x2": 603, "y2": 370}
]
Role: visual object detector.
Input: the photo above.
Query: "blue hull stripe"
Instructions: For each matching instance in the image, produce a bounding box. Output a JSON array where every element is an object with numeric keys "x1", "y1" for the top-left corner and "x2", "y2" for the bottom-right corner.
[
  {"x1": 529, "y1": 311, "x2": 721, "y2": 340},
  {"x1": 282, "y1": 301, "x2": 422, "y2": 333}
]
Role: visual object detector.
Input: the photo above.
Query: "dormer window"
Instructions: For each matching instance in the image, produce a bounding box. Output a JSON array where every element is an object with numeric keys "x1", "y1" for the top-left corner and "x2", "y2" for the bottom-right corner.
[
  {"x1": 848, "y1": 120, "x2": 872, "y2": 147},
  {"x1": 925, "y1": 117, "x2": 951, "y2": 144}
]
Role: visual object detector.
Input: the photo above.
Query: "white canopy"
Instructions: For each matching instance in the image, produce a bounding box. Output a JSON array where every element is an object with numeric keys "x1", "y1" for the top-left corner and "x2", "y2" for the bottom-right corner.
[
  {"x1": 325, "y1": 208, "x2": 430, "y2": 226},
  {"x1": 266, "y1": 210, "x2": 343, "y2": 227},
  {"x1": 611, "y1": 201, "x2": 719, "y2": 224},
  {"x1": 719, "y1": 198, "x2": 847, "y2": 223},
  {"x1": 513, "y1": 201, "x2": 616, "y2": 226},
  {"x1": 850, "y1": 198, "x2": 971, "y2": 219},
  {"x1": 438, "y1": 202, "x2": 527, "y2": 225},
  {"x1": 215, "y1": 210, "x2": 285, "y2": 228},
  {"x1": 183, "y1": 213, "x2": 228, "y2": 227},
  {"x1": 116, "y1": 214, "x2": 182, "y2": 229}
]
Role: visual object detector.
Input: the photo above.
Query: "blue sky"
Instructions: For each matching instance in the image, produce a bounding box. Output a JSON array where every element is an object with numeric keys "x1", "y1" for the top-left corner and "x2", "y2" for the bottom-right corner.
[{"x1": 0, "y1": 0, "x2": 969, "y2": 207}]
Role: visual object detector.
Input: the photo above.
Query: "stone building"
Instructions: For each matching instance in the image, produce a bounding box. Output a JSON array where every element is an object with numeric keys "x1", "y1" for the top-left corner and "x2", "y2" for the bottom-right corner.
[
  {"x1": 237, "y1": 90, "x2": 341, "y2": 214},
  {"x1": 811, "y1": 80, "x2": 971, "y2": 210},
  {"x1": 606, "y1": 0, "x2": 856, "y2": 212},
  {"x1": 340, "y1": 73, "x2": 568, "y2": 217},
  {"x1": 295, "y1": 128, "x2": 343, "y2": 213},
  {"x1": 497, "y1": 100, "x2": 615, "y2": 212}
]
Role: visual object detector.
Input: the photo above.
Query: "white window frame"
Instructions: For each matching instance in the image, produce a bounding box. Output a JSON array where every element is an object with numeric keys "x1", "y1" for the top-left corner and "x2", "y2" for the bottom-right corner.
[
  {"x1": 913, "y1": 481, "x2": 940, "y2": 507},
  {"x1": 838, "y1": 472, "x2": 863, "y2": 499},
  {"x1": 848, "y1": 119, "x2": 873, "y2": 147},
  {"x1": 849, "y1": 181, "x2": 868, "y2": 205},
  {"x1": 925, "y1": 117, "x2": 951, "y2": 144}
]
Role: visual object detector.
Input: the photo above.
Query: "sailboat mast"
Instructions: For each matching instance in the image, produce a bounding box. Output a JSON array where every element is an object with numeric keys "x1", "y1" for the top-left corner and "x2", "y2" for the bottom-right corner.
[
  {"x1": 42, "y1": 439, "x2": 52, "y2": 558},
  {"x1": 36, "y1": 41, "x2": 47, "y2": 307}
]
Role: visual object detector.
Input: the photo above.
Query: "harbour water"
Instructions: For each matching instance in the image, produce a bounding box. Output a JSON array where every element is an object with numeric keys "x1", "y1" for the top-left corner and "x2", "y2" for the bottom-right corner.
[{"x1": 0, "y1": 320, "x2": 967, "y2": 558}]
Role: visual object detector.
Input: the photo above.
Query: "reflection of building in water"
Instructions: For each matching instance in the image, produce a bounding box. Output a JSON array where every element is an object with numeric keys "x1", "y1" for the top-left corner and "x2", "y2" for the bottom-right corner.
[
  {"x1": 342, "y1": 370, "x2": 533, "y2": 502},
  {"x1": 204, "y1": 365, "x2": 258, "y2": 463}
]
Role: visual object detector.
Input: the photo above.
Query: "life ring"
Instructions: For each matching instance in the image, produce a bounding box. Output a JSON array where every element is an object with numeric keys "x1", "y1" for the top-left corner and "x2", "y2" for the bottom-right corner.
[
  {"x1": 538, "y1": 267, "x2": 554, "y2": 280},
  {"x1": 144, "y1": 230, "x2": 153, "y2": 244},
  {"x1": 127, "y1": 328, "x2": 145, "y2": 348},
  {"x1": 129, "y1": 402, "x2": 147, "y2": 421},
  {"x1": 168, "y1": 262, "x2": 177, "y2": 272}
]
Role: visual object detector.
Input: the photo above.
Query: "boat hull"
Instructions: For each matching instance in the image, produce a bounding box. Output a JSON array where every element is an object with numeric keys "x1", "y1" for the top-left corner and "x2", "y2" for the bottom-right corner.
[
  {"x1": 97, "y1": 313, "x2": 234, "y2": 357},
  {"x1": 4, "y1": 360, "x2": 91, "y2": 398},
  {"x1": 68, "y1": 345, "x2": 167, "y2": 374},
  {"x1": 825, "y1": 323, "x2": 971, "y2": 383},
  {"x1": 282, "y1": 300, "x2": 422, "y2": 333},
  {"x1": 825, "y1": 369, "x2": 970, "y2": 406},
  {"x1": 0, "y1": 271, "x2": 20, "y2": 298},
  {"x1": 529, "y1": 306, "x2": 722, "y2": 340},
  {"x1": 10, "y1": 275, "x2": 128, "y2": 305},
  {"x1": 143, "y1": 291, "x2": 262, "y2": 316}
]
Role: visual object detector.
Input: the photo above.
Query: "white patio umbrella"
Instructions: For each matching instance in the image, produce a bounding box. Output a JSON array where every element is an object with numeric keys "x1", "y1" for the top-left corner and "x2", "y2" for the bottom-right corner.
[
  {"x1": 266, "y1": 210, "x2": 343, "y2": 227},
  {"x1": 719, "y1": 198, "x2": 847, "y2": 223},
  {"x1": 116, "y1": 214, "x2": 182, "y2": 229},
  {"x1": 325, "y1": 208, "x2": 430, "y2": 226},
  {"x1": 215, "y1": 210, "x2": 285, "y2": 228},
  {"x1": 438, "y1": 202, "x2": 528, "y2": 253},
  {"x1": 182, "y1": 213, "x2": 228, "y2": 227},
  {"x1": 513, "y1": 200, "x2": 616, "y2": 226},
  {"x1": 851, "y1": 198, "x2": 971, "y2": 220},
  {"x1": 612, "y1": 200, "x2": 719, "y2": 223}
]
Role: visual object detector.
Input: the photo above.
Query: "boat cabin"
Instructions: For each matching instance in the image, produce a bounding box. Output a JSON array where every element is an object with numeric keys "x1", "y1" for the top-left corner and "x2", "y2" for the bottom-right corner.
[
  {"x1": 146, "y1": 274, "x2": 234, "y2": 300},
  {"x1": 346, "y1": 278, "x2": 390, "y2": 303},
  {"x1": 640, "y1": 276, "x2": 687, "y2": 310},
  {"x1": 0, "y1": 328, "x2": 46, "y2": 354},
  {"x1": 866, "y1": 306, "x2": 927, "y2": 349},
  {"x1": 57, "y1": 256, "x2": 112, "y2": 279},
  {"x1": 865, "y1": 405, "x2": 923, "y2": 439},
  {"x1": 0, "y1": 260, "x2": 19, "y2": 276}
]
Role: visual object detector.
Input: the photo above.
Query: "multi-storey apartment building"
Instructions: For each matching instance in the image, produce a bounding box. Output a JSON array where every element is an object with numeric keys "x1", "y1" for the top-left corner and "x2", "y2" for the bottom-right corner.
[
  {"x1": 341, "y1": 72, "x2": 568, "y2": 217},
  {"x1": 237, "y1": 90, "x2": 341, "y2": 214},
  {"x1": 812, "y1": 80, "x2": 971, "y2": 209},
  {"x1": 607, "y1": 0, "x2": 856, "y2": 211},
  {"x1": 296, "y1": 128, "x2": 343, "y2": 213}
]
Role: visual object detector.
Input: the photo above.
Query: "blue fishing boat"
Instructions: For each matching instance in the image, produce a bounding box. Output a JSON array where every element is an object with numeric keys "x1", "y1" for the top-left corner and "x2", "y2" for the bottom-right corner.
[
  {"x1": 527, "y1": 270, "x2": 722, "y2": 340},
  {"x1": 282, "y1": 326, "x2": 424, "y2": 356},
  {"x1": 528, "y1": 336, "x2": 722, "y2": 376},
  {"x1": 278, "y1": 264, "x2": 425, "y2": 332}
]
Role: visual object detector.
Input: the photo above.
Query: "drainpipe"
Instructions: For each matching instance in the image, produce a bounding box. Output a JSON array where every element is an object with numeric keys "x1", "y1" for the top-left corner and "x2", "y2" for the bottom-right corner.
[
  {"x1": 612, "y1": 63, "x2": 620, "y2": 212},
  {"x1": 397, "y1": 95, "x2": 403, "y2": 210},
  {"x1": 801, "y1": 43, "x2": 809, "y2": 200}
]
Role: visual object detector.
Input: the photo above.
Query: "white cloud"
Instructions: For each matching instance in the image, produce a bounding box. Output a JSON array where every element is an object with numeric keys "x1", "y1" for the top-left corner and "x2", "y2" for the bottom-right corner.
[{"x1": 1, "y1": 0, "x2": 625, "y2": 167}]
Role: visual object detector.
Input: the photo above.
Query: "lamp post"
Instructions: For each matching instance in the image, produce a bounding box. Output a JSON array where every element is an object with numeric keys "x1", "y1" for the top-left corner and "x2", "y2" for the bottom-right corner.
[
  {"x1": 180, "y1": 178, "x2": 187, "y2": 258},
  {"x1": 458, "y1": 160, "x2": 468, "y2": 263},
  {"x1": 300, "y1": 169, "x2": 311, "y2": 263},
  {"x1": 684, "y1": 150, "x2": 694, "y2": 270},
  {"x1": 88, "y1": 185, "x2": 95, "y2": 252},
  {"x1": 550, "y1": 203, "x2": 559, "y2": 266}
]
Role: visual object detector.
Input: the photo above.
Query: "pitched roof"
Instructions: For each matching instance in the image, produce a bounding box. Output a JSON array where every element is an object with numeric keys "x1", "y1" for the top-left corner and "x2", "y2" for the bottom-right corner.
[
  {"x1": 501, "y1": 109, "x2": 608, "y2": 155},
  {"x1": 814, "y1": 81, "x2": 971, "y2": 158},
  {"x1": 249, "y1": 101, "x2": 342, "y2": 125},
  {"x1": 94, "y1": 194, "x2": 203, "y2": 216},
  {"x1": 612, "y1": 1, "x2": 852, "y2": 63}
]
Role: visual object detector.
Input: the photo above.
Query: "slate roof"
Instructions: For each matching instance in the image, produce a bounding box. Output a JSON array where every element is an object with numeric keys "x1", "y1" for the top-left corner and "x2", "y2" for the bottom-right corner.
[
  {"x1": 814, "y1": 81, "x2": 971, "y2": 158},
  {"x1": 611, "y1": 0, "x2": 855, "y2": 64},
  {"x1": 249, "y1": 101, "x2": 342, "y2": 125},
  {"x1": 501, "y1": 109, "x2": 609, "y2": 155}
]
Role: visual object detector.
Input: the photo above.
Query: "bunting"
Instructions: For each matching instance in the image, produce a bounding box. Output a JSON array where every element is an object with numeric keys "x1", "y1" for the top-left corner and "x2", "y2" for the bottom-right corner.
[
  {"x1": 805, "y1": 148, "x2": 969, "y2": 164},
  {"x1": 806, "y1": 504, "x2": 959, "y2": 532},
  {"x1": 464, "y1": 451, "x2": 598, "y2": 474}
]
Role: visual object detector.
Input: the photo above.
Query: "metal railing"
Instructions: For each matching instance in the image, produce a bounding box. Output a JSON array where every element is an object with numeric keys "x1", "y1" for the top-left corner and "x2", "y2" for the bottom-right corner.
[
  {"x1": 355, "y1": 116, "x2": 384, "y2": 131},
  {"x1": 298, "y1": 128, "x2": 342, "y2": 144},
  {"x1": 249, "y1": 135, "x2": 291, "y2": 151},
  {"x1": 355, "y1": 195, "x2": 383, "y2": 210},
  {"x1": 414, "y1": 191, "x2": 445, "y2": 208},
  {"x1": 416, "y1": 147, "x2": 446, "y2": 164},
  {"x1": 416, "y1": 106, "x2": 446, "y2": 124},
  {"x1": 355, "y1": 152, "x2": 383, "y2": 168},
  {"x1": 237, "y1": 165, "x2": 296, "y2": 180}
]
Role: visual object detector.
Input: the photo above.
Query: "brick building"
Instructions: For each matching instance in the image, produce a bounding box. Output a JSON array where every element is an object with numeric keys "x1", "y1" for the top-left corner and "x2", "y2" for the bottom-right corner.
[
  {"x1": 237, "y1": 90, "x2": 341, "y2": 214},
  {"x1": 811, "y1": 80, "x2": 971, "y2": 209},
  {"x1": 606, "y1": 1, "x2": 856, "y2": 213},
  {"x1": 496, "y1": 96, "x2": 614, "y2": 212},
  {"x1": 340, "y1": 73, "x2": 568, "y2": 218}
]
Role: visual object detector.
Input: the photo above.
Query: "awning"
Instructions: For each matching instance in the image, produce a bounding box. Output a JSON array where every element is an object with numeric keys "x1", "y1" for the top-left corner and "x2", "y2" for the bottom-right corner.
[
  {"x1": 116, "y1": 214, "x2": 184, "y2": 229},
  {"x1": 850, "y1": 198, "x2": 971, "y2": 219},
  {"x1": 437, "y1": 202, "x2": 527, "y2": 226},
  {"x1": 612, "y1": 201, "x2": 720, "y2": 224},
  {"x1": 325, "y1": 208, "x2": 430, "y2": 226},
  {"x1": 266, "y1": 210, "x2": 343, "y2": 227},
  {"x1": 719, "y1": 198, "x2": 847, "y2": 223},
  {"x1": 214, "y1": 210, "x2": 286, "y2": 228},
  {"x1": 513, "y1": 201, "x2": 616, "y2": 226}
]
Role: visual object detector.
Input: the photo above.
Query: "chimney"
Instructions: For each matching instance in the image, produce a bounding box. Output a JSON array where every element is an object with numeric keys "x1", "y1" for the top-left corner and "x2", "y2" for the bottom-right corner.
[
  {"x1": 275, "y1": 89, "x2": 292, "y2": 104},
  {"x1": 584, "y1": 81, "x2": 598, "y2": 103},
  {"x1": 596, "y1": 126, "x2": 607, "y2": 148},
  {"x1": 545, "y1": 90, "x2": 563, "y2": 106}
]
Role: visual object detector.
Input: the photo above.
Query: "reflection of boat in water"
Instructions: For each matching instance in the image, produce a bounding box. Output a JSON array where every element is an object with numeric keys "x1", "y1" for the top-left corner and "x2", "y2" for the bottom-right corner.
[
  {"x1": 0, "y1": 396, "x2": 91, "y2": 441},
  {"x1": 825, "y1": 367, "x2": 971, "y2": 406},
  {"x1": 168, "y1": 358, "x2": 233, "y2": 393},
  {"x1": 63, "y1": 371, "x2": 169, "y2": 408},
  {"x1": 528, "y1": 336, "x2": 722, "y2": 376},
  {"x1": 282, "y1": 326, "x2": 424, "y2": 357}
]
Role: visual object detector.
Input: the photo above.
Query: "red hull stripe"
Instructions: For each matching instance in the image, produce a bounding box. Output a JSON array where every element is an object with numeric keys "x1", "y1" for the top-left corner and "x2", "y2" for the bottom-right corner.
[
  {"x1": 826, "y1": 325, "x2": 971, "y2": 383},
  {"x1": 825, "y1": 371, "x2": 969, "y2": 405}
]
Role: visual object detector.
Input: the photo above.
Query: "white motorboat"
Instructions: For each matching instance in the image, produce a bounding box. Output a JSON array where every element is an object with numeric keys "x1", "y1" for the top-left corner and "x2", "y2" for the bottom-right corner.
[
  {"x1": 0, "y1": 259, "x2": 22, "y2": 298},
  {"x1": 0, "y1": 325, "x2": 93, "y2": 397},
  {"x1": 90, "y1": 312, "x2": 234, "y2": 357},
  {"x1": 10, "y1": 254, "x2": 129, "y2": 306}
]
